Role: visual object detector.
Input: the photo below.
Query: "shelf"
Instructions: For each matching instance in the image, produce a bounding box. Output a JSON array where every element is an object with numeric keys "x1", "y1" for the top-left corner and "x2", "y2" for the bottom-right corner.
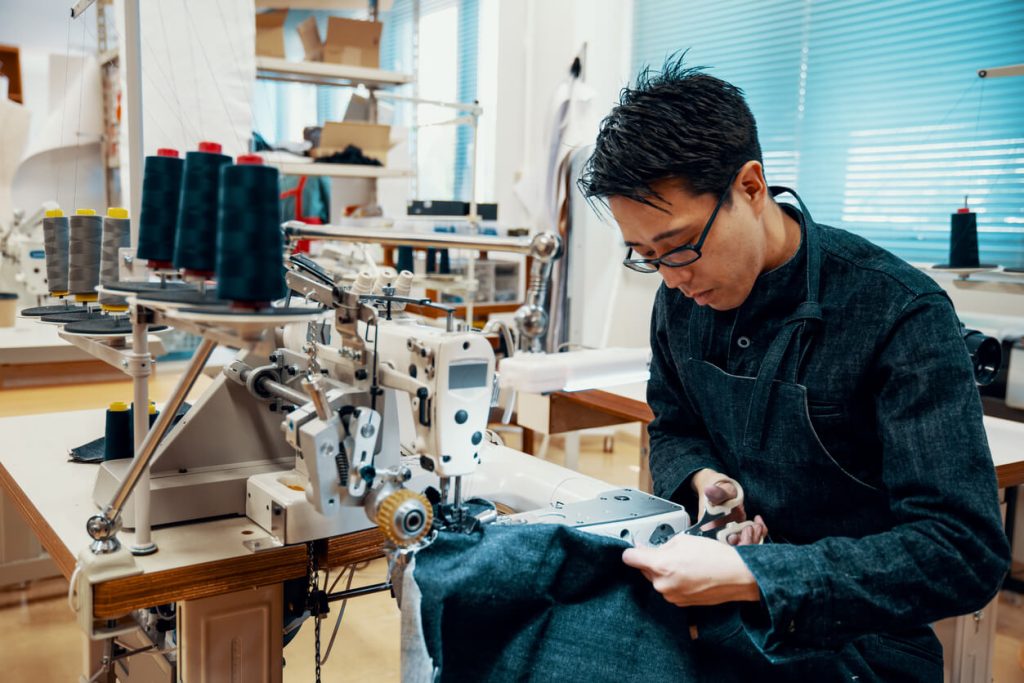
[
  {"x1": 255, "y1": 56, "x2": 413, "y2": 89},
  {"x1": 268, "y1": 161, "x2": 413, "y2": 178}
]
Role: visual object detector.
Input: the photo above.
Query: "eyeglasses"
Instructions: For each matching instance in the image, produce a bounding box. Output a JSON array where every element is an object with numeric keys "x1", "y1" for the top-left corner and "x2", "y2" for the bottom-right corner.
[{"x1": 622, "y1": 171, "x2": 738, "y2": 273}]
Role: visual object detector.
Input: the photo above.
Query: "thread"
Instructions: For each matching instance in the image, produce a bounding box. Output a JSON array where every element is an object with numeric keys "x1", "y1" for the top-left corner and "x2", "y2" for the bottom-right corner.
[
  {"x1": 68, "y1": 209, "x2": 102, "y2": 300},
  {"x1": 99, "y1": 208, "x2": 131, "y2": 309},
  {"x1": 103, "y1": 402, "x2": 133, "y2": 461},
  {"x1": 136, "y1": 149, "x2": 184, "y2": 268},
  {"x1": 42, "y1": 209, "x2": 70, "y2": 295},
  {"x1": 351, "y1": 270, "x2": 376, "y2": 296},
  {"x1": 396, "y1": 246, "x2": 414, "y2": 273},
  {"x1": 948, "y1": 207, "x2": 980, "y2": 268},
  {"x1": 373, "y1": 267, "x2": 399, "y2": 294},
  {"x1": 393, "y1": 269, "x2": 414, "y2": 311},
  {"x1": 216, "y1": 157, "x2": 286, "y2": 305},
  {"x1": 174, "y1": 142, "x2": 231, "y2": 275}
]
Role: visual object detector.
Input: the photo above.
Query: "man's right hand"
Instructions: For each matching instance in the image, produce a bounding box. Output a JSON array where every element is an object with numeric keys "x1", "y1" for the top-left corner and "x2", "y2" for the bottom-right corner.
[{"x1": 690, "y1": 469, "x2": 768, "y2": 546}]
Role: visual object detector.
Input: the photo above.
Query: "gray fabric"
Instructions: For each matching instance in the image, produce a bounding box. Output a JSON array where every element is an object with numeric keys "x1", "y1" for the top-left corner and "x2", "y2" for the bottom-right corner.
[{"x1": 412, "y1": 523, "x2": 698, "y2": 682}]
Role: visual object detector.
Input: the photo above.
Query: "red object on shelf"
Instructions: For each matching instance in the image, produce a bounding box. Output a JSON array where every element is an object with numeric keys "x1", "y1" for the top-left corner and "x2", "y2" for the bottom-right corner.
[
  {"x1": 957, "y1": 207, "x2": 972, "y2": 214},
  {"x1": 236, "y1": 154, "x2": 264, "y2": 165},
  {"x1": 279, "y1": 175, "x2": 322, "y2": 254},
  {"x1": 198, "y1": 141, "x2": 222, "y2": 154},
  {"x1": 156, "y1": 148, "x2": 179, "y2": 158}
]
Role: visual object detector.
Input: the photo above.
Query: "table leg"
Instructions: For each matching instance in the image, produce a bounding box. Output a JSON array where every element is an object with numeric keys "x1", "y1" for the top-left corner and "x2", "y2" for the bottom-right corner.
[
  {"x1": 522, "y1": 428, "x2": 536, "y2": 455},
  {"x1": 639, "y1": 425, "x2": 652, "y2": 493}
]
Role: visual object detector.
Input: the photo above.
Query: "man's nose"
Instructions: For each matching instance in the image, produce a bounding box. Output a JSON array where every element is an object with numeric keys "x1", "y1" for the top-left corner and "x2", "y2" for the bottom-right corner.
[{"x1": 659, "y1": 264, "x2": 693, "y2": 290}]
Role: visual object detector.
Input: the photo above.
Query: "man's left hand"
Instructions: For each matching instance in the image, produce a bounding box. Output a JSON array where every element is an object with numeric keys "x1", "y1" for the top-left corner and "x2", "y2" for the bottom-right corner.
[{"x1": 622, "y1": 533, "x2": 762, "y2": 607}]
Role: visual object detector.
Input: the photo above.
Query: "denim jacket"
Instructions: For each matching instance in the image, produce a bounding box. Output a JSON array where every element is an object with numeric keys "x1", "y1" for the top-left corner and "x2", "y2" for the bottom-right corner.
[{"x1": 647, "y1": 205, "x2": 1011, "y2": 658}]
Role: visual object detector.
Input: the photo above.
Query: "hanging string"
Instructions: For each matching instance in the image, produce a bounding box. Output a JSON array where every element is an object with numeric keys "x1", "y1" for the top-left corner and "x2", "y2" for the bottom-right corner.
[
  {"x1": 72, "y1": 16, "x2": 87, "y2": 211},
  {"x1": 68, "y1": 209, "x2": 103, "y2": 299},
  {"x1": 181, "y1": 1, "x2": 246, "y2": 154},
  {"x1": 56, "y1": 15, "x2": 73, "y2": 210}
]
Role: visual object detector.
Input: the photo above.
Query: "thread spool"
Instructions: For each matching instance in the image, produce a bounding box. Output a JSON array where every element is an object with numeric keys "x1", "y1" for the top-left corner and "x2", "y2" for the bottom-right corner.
[
  {"x1": 396, "y1": 246, "x2": 414, "y2": 273},
  {"x1": 394, "y1": 270, "x2": 414, "y2": 298},
  {"x1": 351, "y1": 270, "x2": 376, "y2": 296},
  {"x1": 100, "y1": 208, "x2": 131, "y2": 310},
  {"x1": 68, "y1": 209, "x2": 102, "y2": 301},
  {"x1": 42, "y1": 208, "x2": 70, "y2": 296},
  {"x1": 936, "y1": 197, "x2": 996, "y2": 270},
  {"x1": 216, "y1": 155, "x2": 286, "y2": 306},
  {"x1": 393, "y1": 269, "x2": 414, "y2": 311},
  {"x1": 949, "y1": 205, "x2": 980, "y2": 268},
  {"x1": 174, "y1": 142, "x2": 232, "y2": 276},
  {"x1": 103, "y1": 402, "x2": 133, "y2": 461},
  {"x1": 373, "y1": 266, "x2": 399, "y2": 294},
  {"x1": 136, "y1": 148, "x2": 184, "y2": 269}
]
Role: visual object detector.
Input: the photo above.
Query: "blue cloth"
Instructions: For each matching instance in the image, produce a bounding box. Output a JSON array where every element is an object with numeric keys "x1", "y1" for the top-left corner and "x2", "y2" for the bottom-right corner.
[{"x1": 413, "y1": 524, "x2": 698, "y2": 682}]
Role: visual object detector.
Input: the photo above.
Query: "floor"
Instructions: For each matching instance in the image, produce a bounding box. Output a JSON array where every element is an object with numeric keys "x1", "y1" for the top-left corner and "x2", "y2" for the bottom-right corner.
[{"x1": 0, "y1": 371, "x2": 1022, "y2": 680}]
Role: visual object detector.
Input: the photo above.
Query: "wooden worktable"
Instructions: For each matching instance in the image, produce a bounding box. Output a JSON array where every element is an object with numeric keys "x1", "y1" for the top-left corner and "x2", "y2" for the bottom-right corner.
[
  {"x1": 0, "y1": 316, "x2": 167, "y2": 388},
  {"x1": 0, "y1": 409, "x2": 383, "y2": 619}
]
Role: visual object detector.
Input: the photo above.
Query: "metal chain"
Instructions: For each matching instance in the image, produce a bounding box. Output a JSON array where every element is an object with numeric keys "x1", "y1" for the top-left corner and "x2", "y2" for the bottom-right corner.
[{"x1": 307, "y1": 542, "x2": 322, "y2": 683}]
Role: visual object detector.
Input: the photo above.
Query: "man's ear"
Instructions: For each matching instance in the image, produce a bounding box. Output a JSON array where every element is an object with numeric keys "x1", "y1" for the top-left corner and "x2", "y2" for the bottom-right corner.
[{"x1": 736, "y1": 160, "x2": 768, "y2": 218}]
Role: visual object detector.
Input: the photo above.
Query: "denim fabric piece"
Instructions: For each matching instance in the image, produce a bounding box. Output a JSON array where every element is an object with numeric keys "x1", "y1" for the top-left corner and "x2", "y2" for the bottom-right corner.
[
  {"x1": 646, "y1": 188, "x2": 1010, "y2": 672},
  {"x1": 413, "y1": 524, "x2": 698, "y2": 683}
]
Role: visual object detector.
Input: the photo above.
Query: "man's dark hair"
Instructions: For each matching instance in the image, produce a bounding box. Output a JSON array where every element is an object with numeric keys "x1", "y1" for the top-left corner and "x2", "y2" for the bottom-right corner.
[{"x1": 578, "y1": 52, "x2": 763, "y2": 210}]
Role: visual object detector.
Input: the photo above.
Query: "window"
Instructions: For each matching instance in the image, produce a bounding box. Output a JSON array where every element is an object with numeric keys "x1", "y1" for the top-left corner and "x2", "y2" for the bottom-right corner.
[
  {"x1": 382, "y1": 0, "x2": 480, "y2": 202},
  {"x1": 633, "y1": 0, "x2": 1024, "y2": 267},
  {"x1": 251, "y1": 1, "x2": 480, "y2": 203}
]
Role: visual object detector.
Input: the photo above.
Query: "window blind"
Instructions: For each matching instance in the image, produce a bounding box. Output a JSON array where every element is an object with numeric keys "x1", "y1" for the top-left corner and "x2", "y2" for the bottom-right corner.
[{"x1": 633, "y1": 0, "x2": 1024, "y2": 267}]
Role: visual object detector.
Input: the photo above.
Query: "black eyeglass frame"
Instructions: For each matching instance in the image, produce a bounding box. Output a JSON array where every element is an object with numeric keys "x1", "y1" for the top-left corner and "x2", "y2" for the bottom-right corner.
[{"x1": 622, "y1": 170, "x2": 740, "y2": 273}]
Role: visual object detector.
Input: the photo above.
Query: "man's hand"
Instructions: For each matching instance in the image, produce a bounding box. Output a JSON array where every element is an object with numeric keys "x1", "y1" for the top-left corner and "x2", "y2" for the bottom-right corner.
[
  {"x1": 691, "y1": 469, "x2": 767, "y2": 546},
  {"x1": 622, "y1": 533, "x2": 762, "y2": 606}
]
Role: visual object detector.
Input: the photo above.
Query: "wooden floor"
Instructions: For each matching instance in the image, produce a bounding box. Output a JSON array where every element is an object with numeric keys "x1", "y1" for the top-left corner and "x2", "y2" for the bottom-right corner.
[{"x1": 0, "y1": 369, "x2": 1022, "y2": 680}]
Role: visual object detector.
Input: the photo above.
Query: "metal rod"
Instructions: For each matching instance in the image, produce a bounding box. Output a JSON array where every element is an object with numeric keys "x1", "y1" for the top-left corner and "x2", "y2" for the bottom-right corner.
[
  {"x1": 978, "y1": 64, "x2": 1024, "y2": 79},
  {"x1": 283, "y1": 222, "x2": 534, "y2": 254},
  {"x1": 237, "y1": 365, "x2": 312, "y2": 407},
  {"x1": 105, "y1": 338, "x2": 217, "y2": 521},
  {"x1": 130, "y1": 308, "x2": 153, "y2": 553},
  {"x1": 122, "y1": 0, "x2": 144, "y2": 248},
  {"x1": 70, "y1": 0, "x2": 97, "y2": 19},
  {"x1": 453, "y1": 476, "x2": 463, "y2": 508},
  {"x1": 326, "y1": 581, "x2": 392, "y2": 602}
]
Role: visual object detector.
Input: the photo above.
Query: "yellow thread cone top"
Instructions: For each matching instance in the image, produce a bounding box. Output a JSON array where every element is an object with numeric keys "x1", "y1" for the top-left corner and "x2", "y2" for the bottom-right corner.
[
  {"x1": 107, "y1": 207, "x2": 129, "y2": 219},
  {"x1": 376, "y1": 489, "x2": 433, "y2": 547},
  {"x1": 109, "y1": 402, "x2": 129, "y2": 411},
  {"x1": 45, "y1": 208, "x2": 64, "y2": 218},
  {"x1": 148, "y1": 402, "x2": 157, "y2": 415},
  {"x1": 74, "y1": 293, "x2": 98, "y2": 302},
  {"x1": 100, "y1": 304, "x2": 129, "y2": 313},
  {"x1": 75, "y1": 208, "x2": 97, "y2": 216}
]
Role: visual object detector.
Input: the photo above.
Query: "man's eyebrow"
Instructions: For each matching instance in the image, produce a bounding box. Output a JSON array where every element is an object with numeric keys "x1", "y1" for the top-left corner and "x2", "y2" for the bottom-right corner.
[{"x1": 623, "y1": 226, "x2": 693, "y2": 248}]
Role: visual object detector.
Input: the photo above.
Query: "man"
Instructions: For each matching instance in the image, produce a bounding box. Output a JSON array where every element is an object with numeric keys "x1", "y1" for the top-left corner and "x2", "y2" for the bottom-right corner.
[{"x1": 578, "y1": 57, "x2": 1010, "y2": 680}]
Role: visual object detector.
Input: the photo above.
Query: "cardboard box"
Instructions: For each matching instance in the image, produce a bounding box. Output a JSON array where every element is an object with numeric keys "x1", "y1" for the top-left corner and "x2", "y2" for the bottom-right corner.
[
  {"x1": 255, "y1": 11, "x2": 287, "y2": 59},
  {"x1": 312, "y1": 121, "x2": 390, "y2": 164},
  {"x1": 297, "y1": 16, "x2": 323, "y2": 62},
  {"x1": 323, "y1": 17, "x2": 382, "y2": 68}
]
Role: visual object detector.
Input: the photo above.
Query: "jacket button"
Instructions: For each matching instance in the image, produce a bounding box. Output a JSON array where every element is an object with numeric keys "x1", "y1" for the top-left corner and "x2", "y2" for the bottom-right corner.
[{"x1": 737, "y1": 336, "x2": 751, "y2": 349}]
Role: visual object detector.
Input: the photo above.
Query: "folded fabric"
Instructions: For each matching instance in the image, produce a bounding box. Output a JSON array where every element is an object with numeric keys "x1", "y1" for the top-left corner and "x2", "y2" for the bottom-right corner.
[{"x1": 406, "y1": 523, "x2": 698, "y2": 682}]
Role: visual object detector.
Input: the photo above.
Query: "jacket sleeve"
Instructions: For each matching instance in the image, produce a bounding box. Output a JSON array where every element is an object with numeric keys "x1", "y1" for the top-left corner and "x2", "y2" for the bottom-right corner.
[
  {"x1": 734, "y1": 292, "x2": 1010, "y2": 661},
  {"x1": 647, "y1": 286, "x2": 726, "y2": 512}
]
